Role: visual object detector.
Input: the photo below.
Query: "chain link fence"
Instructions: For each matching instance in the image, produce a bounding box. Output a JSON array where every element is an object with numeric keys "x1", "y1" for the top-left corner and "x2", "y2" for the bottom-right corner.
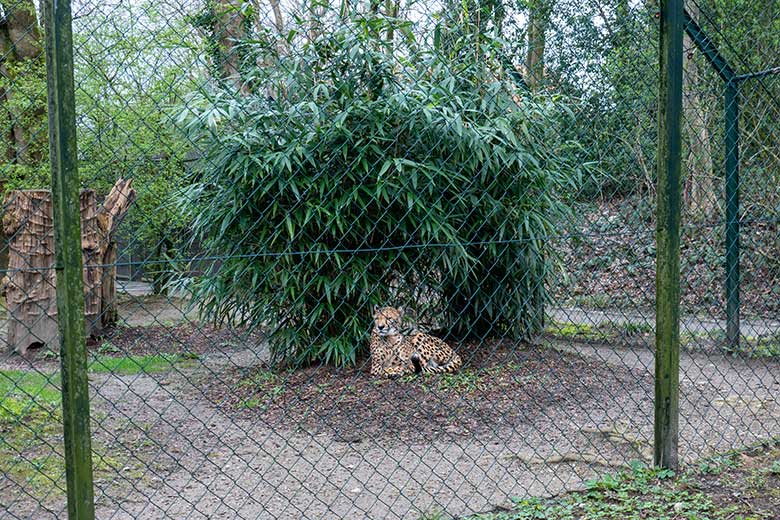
[{"x1": 1, "y1": 0, "x2": 779, "y2": 518}]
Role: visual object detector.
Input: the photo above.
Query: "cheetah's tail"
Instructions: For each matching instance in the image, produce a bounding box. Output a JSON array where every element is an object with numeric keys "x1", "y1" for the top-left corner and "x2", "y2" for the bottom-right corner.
[{"x1": 425, "y1": 353, "x2": 463, "y2": 374}]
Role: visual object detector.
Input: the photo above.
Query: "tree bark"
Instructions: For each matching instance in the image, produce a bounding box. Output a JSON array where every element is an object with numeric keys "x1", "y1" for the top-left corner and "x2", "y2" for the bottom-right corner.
[
  {"x1": 308, "y1": 0, "x2": 328, "y2": 42},
  {"x1": 385, "y1": 0, "x2": 399, "y2": 42},
  {"x1": 209, "y1": 0, "x2": 250, "y2": 94},
  {"x1": 95, "y1": 179, "x2": 136, "y2": 326},
  {"x1": 525, "y1": 0, "x2": 552, "y2": 91},
  {"x1": 0, "y1": 0, "x2": 46, "y2": 166},
  {"x1": 1, "y1": 190, "x2": 59, "y2": 354},
  {"x1": 1, "y1": 180, "x2": 135, "y2": 354},
  {"x1": 269, "y1": 0, "x2": 285, "y2": 34},
  {"x1": 266, "y1": 0, "x2": 288, "y2": 57}
]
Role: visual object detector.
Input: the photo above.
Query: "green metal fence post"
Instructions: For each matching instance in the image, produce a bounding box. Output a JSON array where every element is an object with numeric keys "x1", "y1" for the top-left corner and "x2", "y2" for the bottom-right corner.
[
  {"x1": 655, "y1": 0, "x2": 684, "y2": 471},
  {"x1": 682, "y1": 9, "x2": 741, "y2": 352},
  {"x1": 43, "y1": 0, "x2": 97, "y2": 517},
  {"x1": 725, "y1": 80, "x2": 740, "y2": 351}
]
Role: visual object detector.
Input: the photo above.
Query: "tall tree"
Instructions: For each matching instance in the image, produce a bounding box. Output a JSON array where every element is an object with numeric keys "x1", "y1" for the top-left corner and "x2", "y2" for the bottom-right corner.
[
  {"x1": 192, "y1": 0, "x2": 251, "y2": 93},
  {"x1": 0, "y1": 0, "x2": 47, "y2": 187},
  {"x1": 525, "y1": 0, "x2": 553, "y2": 90},
  {"x1": 0, "y1": 0, "x2": 47, "y2": 272}
]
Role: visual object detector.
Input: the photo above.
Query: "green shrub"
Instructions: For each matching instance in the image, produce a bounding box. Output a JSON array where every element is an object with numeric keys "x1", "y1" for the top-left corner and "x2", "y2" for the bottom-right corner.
[{"x1": 176, "y1": 16, "x2": 586, "y2": 366}]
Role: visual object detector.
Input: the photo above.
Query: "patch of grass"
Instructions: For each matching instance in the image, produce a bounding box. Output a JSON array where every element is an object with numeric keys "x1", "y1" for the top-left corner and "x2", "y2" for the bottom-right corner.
[
  {"x1": 41, "y1": 348, "x2": 60, "y2": 360},
  {"x1": 473, "y1": 464, "x2": 736, "y2": 520},
  {"x1": 681, "y1": 329, "x2": 780, "y2": 358},
  {"x1": 437, "y1": 370, "x2": 484, "y2": 393},
  {"x1": 88, "y1": 353, "x2": 197, "y2": 375},
  {"x1": 239, "y1": 370, "x2": 280, "y2": 387},
  {"x1": 569, "y1": 294, "x2": 611, "y2": 309},
  {"x1": 698, "y1": 452, "x2": 739, "y2": 475},
  {"x1": 471, "y1": 442, "x2": 780, "y2": 520},
  {"x1": 0, "y1": 369, "x2": 137, "y2": 499},
  {"x1": 680, "y1": 330, "x2": 720, "y2": 350},
  {"x1": 620, "y1": 321, "x2": 653, "y2": 335},
  {"x1": 735, "y1": 336, "x2": 780, "y2": 358},
  {"x1": 545, "y1": 321, "x2": 604, "y2": 341},
  {"x1": 0, "y1": 371, "x2": 63, "y2": 488},
  {"x1": 0, "y1": 370, "x2": 61, "y2": 408},
  {"x1": 240, "y1": 397, "x2": 266, "y2": 410},
  {"x1": 546, "y1": 319, "x2": 652, "y2": 343},
  {"x1": 745, "y1": 469, "x2": 768, "y2": 492},
  {"x1": 237, "y1": 369, "x2": 286, "y2": 401},
  {"x1": 393, "y1": 364, "x2": 521, "y2": 394},
  {"x1": 1, "y1": 370, "x2": 66, "y2": 495},
  {"x1": 97, "y1": 341, "x2": 122, "y2": 354}
]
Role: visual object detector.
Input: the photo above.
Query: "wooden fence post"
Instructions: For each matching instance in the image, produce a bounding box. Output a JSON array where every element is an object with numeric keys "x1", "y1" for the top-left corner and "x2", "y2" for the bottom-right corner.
[
  {"x1": 43, "y1": 0, "x2": 96, "y2": 516},
  {"x1": 655, "y1": 0, "x2": 684, "y2": 470}
]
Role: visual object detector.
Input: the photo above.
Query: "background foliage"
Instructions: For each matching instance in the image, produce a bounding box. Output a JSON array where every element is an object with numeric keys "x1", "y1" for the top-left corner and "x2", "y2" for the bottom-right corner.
[
  {"x1": 2, "y1": 0, "x2": 779, "y2": 364},
  {"x1": 178, "y1": 14, "x2": 587, "y2": 366}
]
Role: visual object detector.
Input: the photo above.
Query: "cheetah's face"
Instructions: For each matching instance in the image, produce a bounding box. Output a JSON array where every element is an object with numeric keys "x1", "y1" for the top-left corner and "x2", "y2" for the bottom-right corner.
[{"x1": 373, "y1": 306, "x2": 403, "y2": 337}]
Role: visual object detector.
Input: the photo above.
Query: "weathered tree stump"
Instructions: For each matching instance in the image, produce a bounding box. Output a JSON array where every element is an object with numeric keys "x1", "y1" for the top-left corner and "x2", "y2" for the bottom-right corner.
[{"x1": 1, "y1": 179, "x2": 135, "y2": 354}]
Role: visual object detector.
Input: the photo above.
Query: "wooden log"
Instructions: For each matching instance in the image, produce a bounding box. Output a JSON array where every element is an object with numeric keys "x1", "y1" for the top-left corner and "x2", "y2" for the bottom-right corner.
[
  {"x1": 100, "y1": 243, "x2": 118, "y2": 328},
  {"x1": 96, "y1": 178, "x2": 135, "y2": 245},
  {"x1": 80, "y1": 189, "x2": 102, "y2": 336},
  {"x1": 95, "y1": 179, "x2": 135, "y2": 328},
  {"x1": 2, "y1": 190, "x2": 59, "y2": 353},
  {"x1": 1, "y1": 179, "x2": 135, "y2": 354}
]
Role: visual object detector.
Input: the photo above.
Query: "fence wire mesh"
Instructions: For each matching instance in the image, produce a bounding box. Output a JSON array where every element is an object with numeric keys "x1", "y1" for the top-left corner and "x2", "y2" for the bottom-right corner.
[{"x1": 1, "y1": 0, "x2": 779, "y2": 518}]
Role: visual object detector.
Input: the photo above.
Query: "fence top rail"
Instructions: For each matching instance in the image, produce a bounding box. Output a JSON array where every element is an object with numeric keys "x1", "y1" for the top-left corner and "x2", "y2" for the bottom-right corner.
[{"x1": 735, "y1": 65, "x2": 780, "y2": 82}]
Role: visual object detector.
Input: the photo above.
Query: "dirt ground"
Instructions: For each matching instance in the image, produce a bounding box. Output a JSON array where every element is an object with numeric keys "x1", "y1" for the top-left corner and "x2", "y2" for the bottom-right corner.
[
  {"x1": 1, "y1": 295, "x2": 780, "y2": 519},
  {"x1": 702, "y1": 442, "x2": 780, "y2": 518},
  {"x1": 476, "y1": 440, "x2": 780, "y2": 519},
  {"x1": 211, "y1": 340, "x2": 652, "y2": 446}
]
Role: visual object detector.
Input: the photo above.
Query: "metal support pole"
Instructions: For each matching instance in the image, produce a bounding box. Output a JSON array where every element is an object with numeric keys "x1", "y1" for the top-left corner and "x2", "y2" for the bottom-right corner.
[
  {"x1": 43, "y1": 0, "x2": 96, "y2": 517},
  {"x1": 655, "y1": 0, "x2": 683, "y2": 471},
  {"x1": 725, "y1": 81, "x2": 740, "y2": 351}
]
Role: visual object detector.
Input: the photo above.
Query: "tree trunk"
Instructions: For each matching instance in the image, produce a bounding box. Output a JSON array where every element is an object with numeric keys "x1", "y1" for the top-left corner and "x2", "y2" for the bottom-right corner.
[
  {"x1": 1, "y1": 180, "x2": 135, "y2": 354},
  {"x1": 525, "y1": 0, "x2": 552, "y2": 91},
  {"x1": 268, "y1": 0, "x2": 286, "y2": 54},
  {"x1": 1, "y1": 190, "x2": 59, "y2": 354},
  {"x1": 209, "y1": 0, "x2": 250, "y2": 94},
  {"x1": 100, "y1": 242, "x2": 118, "y2": 327},
  {"x1": 265, "y1": 0, "x2": 288, "y2": 58},
  {"x1": 0, "y1": 0, "x2": 46, "y2": 166},
  {"x1": 95, "y1": 178, "x2": 136, "y2": 327},
  {"x1": 0, "y1": 17, "x2": 14, "y2": 167},
  {"x1": 385, "y1": 0, "x2": 399, "y2": 42},
  {"x1": 683, "y1": 3, "x2": 715, "y2": 218},
  {"x1": 0, "y1": 236, "x2": 7, "y2": 281}
]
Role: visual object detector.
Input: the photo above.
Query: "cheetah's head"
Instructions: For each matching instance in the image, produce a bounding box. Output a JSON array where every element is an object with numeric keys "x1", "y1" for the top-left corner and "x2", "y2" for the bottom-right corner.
[{"x1": 372, "y1": 306, "x2": 403, "y2": 337}]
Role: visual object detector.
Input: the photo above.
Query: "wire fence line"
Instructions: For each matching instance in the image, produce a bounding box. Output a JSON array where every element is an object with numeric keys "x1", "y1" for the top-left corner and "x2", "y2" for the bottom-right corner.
[{"x1": 1, "y1": 0, "x2": 780, "y2": 518}]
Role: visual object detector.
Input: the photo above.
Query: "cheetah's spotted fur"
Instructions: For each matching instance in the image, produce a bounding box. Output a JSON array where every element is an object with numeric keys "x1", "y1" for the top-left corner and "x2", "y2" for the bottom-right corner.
[{"x1": 370, "y1": 306, "x2": 462, "y2": 377}]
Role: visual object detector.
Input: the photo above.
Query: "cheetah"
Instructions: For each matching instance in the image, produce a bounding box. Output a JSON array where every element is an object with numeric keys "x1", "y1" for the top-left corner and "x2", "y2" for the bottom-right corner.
[{"x1": 370, "y1": 306, "x2": 462, "y2": 377}]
